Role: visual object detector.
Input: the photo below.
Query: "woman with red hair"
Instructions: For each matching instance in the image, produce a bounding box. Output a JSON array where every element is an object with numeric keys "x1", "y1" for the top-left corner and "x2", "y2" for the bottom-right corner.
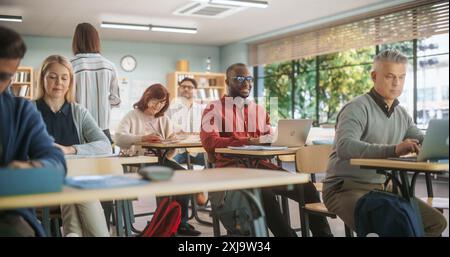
[{"x1": 115, "y1": 83, "x2": 201, "y2": 236}]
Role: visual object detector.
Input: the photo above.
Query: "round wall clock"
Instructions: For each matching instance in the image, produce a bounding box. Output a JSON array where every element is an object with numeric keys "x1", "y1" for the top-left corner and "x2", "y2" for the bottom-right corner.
[{"x1": 120, "y1": 55, "x2": 137, "y2": 72}]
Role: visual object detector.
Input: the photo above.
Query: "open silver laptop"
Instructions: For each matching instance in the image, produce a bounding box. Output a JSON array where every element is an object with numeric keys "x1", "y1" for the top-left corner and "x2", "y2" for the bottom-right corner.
[
  {"x1": 389, "y1": 119, "x2": 449, "y2": 162},
  {"x1": 272, "y1": 119, "x2": 313, "y2": 147}
]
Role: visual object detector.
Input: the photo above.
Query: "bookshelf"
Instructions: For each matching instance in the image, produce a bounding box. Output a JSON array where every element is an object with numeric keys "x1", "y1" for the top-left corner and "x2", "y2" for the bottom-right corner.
[
  {"x1": 11, "y1": 66, "x2": 34, "y2": 100},
  {"x1": 167, "y1": 72, "x2": 226, "y2": 104}
]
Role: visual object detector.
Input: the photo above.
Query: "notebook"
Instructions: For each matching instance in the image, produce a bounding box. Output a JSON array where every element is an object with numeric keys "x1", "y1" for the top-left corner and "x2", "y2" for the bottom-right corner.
[
  {"x1": 65, "y1": 175, "x2": 149, "y2": 189},
  {"x1": 227, "y1": 145, "x2": 288, "y2": 151}
]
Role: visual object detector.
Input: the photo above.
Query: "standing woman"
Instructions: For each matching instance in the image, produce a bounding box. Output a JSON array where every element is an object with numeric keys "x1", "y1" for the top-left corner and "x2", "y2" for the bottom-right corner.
[
  {"x1": 35, "y1": 55, "x2": 111, "y2": 237},
  {"x1": 71, "y1": 22, "x2": 120, "y2": 143}
]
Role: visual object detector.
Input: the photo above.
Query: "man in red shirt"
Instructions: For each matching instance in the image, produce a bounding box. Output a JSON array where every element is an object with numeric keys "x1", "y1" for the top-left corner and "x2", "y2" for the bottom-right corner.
[{"x1": 200, "y1": 63, "x2": 332, "y2": 236}]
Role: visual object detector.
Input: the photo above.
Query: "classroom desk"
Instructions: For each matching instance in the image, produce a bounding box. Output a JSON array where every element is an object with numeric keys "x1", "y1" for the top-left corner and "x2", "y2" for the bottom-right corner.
[
  {"x1": 139, "y1": 142, "x2": 203, "y2": 164},
  {"x1": 0, "y1": 168, "x2": 309, "y2": 237},
  {"x1": 350, "y1": 158, "x2": 449, "y2": 200},
  {"x1": 43, "y1": 155, "x2": 159, "y2": 236},
  {"x1": 215, "y1": 147, "x2": 300, "y2": 168},
  {"x1": 139, "y1": 142, "x2": 209, "y2": 226}
]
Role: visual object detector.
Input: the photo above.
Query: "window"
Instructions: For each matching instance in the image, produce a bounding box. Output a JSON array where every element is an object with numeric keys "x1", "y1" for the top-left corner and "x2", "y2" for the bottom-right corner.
[
  {"x1": 257, "y1": 33, "x2": 449, "y2": 128},
  {"x1": 416, "y1": 34, "x2": 449, "y2": 128},
  {"x1": 317, "y1": 47, "x2": 374, "y2": 124}
]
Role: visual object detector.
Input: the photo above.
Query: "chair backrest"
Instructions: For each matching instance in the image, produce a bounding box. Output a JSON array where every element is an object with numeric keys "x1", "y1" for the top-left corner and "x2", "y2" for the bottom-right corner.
[
  {"x1": 295, "y1": 145, "x2": 332, "y2": 174},
  {"x1": 66, "y1": 158, "x2": 124, "y2": 176}
]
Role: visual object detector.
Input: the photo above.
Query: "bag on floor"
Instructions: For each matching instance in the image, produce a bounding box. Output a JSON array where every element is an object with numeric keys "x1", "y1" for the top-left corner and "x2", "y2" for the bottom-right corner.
[
  {"x1": 210, "y1": 190, "x2": 257, "y2": 236},
  {"x1": 140, "y1": 197, "x2": 181, "y2": 237},
  {"x1": 354, "y1": 190, "x2": 424, "y2": 237}
]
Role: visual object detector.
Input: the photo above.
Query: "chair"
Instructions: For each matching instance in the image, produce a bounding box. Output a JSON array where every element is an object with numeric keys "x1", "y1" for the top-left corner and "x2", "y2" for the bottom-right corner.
[{"x1": 295, "y1": 145, "x2": 353, "y2": 237}]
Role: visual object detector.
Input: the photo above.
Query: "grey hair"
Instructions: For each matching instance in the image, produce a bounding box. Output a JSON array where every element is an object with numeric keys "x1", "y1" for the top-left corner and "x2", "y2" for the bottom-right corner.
[{"x1": 373, "y1": 49, "x2": 408, "y2": 70}]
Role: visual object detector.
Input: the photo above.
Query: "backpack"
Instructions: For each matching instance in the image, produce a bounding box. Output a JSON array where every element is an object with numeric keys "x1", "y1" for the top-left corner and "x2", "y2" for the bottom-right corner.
[
  {"x1": 210, "y1": 190, "x2": 259, "y2": 236},
  {"x1": 354, "y1": 190, "x2": 425, "y2": 237},
  {"x1": 140, "y1": 197, "x2": 181, "y2": 237}
]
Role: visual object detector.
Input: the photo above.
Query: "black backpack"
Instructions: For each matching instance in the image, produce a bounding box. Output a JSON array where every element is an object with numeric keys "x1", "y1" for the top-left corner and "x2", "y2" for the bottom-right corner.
[{"x1": 355, "y1": 190, "x2": 425, "y2": 237}]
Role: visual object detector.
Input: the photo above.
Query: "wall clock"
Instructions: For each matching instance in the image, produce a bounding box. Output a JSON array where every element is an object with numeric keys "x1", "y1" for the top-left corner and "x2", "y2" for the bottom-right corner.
[{"x1": 121, "y1": 55, "x2": 137, "y2": 72}]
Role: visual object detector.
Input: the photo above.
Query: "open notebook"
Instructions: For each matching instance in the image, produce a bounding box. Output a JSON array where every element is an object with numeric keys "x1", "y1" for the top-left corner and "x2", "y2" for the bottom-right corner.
[
  {"x1": 227, "y1": 145, "x2": 288, "y2": 151},
  {"x1": 65, "y1": 175, "x2": 149, "y2": 189}
]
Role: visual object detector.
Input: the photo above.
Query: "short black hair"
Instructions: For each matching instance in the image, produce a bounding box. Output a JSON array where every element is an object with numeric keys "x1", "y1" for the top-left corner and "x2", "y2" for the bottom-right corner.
[
  {"x1": 0, "y1": 26, "x2": 27, "y2": 59},
  {"x1": 226, "y1": 63, "x2": 247, "y2": 78},
  {"x1": 179, "y1": 77, "x2": 198, "y2": 89}
]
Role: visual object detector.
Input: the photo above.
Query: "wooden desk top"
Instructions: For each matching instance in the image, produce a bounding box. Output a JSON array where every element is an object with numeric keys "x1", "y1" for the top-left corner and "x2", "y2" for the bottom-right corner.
[
  {"x1": 350, "y1": 159, "x2": 449, "y2": 172},
  {"x1": 215, "y1": 147, "x2": 299, "y2": 156},
  {"x1": 66, "y1": 156, "x2": 158, "y2": 176},
  {"x1": 0, "y1": 168, "x2": 309, "y2": 210},
  {"x1": 139, "y1": 141, "x2": 203, "y2": 149}
]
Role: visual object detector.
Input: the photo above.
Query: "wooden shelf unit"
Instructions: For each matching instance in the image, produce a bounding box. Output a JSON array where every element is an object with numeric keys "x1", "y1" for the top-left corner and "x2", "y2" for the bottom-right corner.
[
  {"x1": 167, "y1": 71, "x2": 226, "y2": 104},
  {"x1": 11, "y1": 66, "x2": 34, "y2": 100}
]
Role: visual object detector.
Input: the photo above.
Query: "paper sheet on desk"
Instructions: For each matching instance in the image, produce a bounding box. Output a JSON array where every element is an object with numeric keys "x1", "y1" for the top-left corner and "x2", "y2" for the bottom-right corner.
[
  {"x1": 65, "y1": 175, "x2": 149, "y2": 189},
  {"x1": 65, "y1": 153, "x2": 120, "y2": 159},
  {"x1": 160, "y1": 134, "x2": 200, "y2": 144}
]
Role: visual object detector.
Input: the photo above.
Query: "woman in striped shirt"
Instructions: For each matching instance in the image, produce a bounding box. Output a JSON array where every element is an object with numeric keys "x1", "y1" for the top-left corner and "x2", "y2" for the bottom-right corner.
[{"x1": 71, "y1": 23, "x2": 120, "y2": 143}]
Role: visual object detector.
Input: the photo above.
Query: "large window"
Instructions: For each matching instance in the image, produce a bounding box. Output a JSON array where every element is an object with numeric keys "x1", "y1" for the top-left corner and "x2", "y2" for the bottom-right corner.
[{"x1": 256, "y1": 33, "x2": 449, "y2": 128}]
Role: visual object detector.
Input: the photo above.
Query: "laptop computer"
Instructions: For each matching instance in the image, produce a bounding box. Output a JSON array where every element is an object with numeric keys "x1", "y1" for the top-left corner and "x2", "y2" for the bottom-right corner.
[
  {"x1": 271, "y1": 119, "x2": 313, "y2": 147},
  {"x1": 389, "y1": 119, "x2": 449, "y2": 162}
]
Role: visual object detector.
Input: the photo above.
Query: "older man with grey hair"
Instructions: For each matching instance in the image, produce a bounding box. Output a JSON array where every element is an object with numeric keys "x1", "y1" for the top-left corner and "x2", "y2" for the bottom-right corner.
[{"x1": 322, "y1": 49, "x2": 447, "y2": 236}]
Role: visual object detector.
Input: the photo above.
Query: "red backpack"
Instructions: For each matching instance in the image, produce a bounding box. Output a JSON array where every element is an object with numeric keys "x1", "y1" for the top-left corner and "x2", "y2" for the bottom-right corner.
[{"x1": 140, "y1": 197, "x2": 181, "y2": 237}]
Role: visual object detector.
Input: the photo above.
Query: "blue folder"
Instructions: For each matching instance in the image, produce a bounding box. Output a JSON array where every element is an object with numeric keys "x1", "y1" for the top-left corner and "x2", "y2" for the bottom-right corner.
[
  {"x1": 65, "y1": 175, "x2": 149, "y2": 189},
  {"x1": 0, "y1": 168, "x2": 64, "y2": 196}
]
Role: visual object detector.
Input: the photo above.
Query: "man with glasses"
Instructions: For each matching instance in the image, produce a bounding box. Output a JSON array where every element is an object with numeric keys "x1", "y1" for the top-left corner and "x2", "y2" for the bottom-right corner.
[
  {"x1": 200, "y1": 63, "x2": 332, "y2": 237},
  {"x1": 0, "y1": 26, "x2": 66, "y2": 236},
  {"x1": 168, "y1": 77, "x2": 207, "y2": 205}
]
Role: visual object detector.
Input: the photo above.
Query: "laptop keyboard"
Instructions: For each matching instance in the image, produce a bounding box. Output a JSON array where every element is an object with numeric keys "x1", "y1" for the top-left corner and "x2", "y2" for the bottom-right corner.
[{"x1": 388, "y1": 156, "x2": 418, "y2": 162}]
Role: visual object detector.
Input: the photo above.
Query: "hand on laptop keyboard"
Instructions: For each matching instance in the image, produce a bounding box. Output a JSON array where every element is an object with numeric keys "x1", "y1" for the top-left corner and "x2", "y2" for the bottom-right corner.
[{"x1": 395, "y1": 138, "x2": 421, "y2": 156}]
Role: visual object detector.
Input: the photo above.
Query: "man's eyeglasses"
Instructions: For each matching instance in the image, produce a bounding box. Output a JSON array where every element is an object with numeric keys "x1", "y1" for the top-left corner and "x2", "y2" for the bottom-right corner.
[
  {"x1": 0, "y1": 72, "x2": 14, "y2": 82},
  {"x1": 231, "y1": 76, "x2": 254, "y2": 85}
]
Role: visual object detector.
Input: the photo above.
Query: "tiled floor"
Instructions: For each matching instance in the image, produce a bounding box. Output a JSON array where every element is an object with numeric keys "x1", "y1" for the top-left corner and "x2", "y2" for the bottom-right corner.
[{"x1": 121, "y1": 173, "x2": 448, "y2": 237}]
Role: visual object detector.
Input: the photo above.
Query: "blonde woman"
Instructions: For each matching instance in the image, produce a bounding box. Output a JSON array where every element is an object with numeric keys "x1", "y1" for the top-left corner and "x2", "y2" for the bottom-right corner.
[{"x1": 35, "y1": 55, "x2": 110, "y2": 237}]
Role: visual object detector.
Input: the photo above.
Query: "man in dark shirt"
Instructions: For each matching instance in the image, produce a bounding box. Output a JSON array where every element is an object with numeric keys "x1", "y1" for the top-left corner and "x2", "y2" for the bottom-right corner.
[{"x1": 0, "y1": 26, "x2": 66, "y2": 236}]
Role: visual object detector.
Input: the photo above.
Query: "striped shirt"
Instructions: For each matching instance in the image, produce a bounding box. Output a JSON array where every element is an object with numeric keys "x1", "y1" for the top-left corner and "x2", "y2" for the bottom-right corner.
[{"x1": 71, "y1": 53, "x2": 121, "y2": 130}]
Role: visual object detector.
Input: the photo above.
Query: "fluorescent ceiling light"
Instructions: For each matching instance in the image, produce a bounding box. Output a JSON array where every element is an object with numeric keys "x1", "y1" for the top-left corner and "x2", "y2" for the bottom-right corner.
[
  {"x1": 151, "y1": 25, "x2": 197, "y2": 34},
  {"x1": 101, "y1": 22, "x2": 149, "y2": 31},
  {"x1": 209, "y1": 0, "x2": 268, "y2": 8},
  {"x1": 0, "y1": 15, "x2": 22, "y2": 22}
]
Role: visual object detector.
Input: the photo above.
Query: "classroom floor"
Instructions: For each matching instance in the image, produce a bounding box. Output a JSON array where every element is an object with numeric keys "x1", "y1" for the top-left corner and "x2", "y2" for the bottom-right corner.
[{"x1": 115, "y1": 160, "x2": 449, "y2": 237}]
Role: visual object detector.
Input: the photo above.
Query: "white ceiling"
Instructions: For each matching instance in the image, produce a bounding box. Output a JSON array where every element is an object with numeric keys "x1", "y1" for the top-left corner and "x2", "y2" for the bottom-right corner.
[{"x1": 1, "y1": 0, "x2": 395, "y2": 46}]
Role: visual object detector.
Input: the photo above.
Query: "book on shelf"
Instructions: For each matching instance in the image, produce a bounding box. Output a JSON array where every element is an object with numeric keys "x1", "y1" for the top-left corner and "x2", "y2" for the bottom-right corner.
[
  {"x1": 212, "y1": 89, "x2": 219, "y2": 99},
  {"x1": 197, "y1": 88, "x2": 207, "y2": 99},
  {"x1": 18, "y1": 85, "x2": 29, "y2": 97},
  {"x1": 13, "y1": 71, "x2": 31, "y2": 83}
]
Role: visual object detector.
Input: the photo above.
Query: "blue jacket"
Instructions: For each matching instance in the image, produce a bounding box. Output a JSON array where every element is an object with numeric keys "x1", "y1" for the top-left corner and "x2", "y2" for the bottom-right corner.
[{"x1": 0, "y1": 91, "x2": 66, "y2": 236}]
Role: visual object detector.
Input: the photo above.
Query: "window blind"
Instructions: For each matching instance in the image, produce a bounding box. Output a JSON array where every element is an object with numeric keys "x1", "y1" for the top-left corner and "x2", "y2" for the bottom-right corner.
[{"x1": 249, "y1": 0, "x2": 449, "y2": 66}]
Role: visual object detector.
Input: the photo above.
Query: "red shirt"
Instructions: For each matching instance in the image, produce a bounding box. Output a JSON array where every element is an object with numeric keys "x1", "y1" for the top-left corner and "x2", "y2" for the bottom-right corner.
[{"x1": 200, "y1": 96, "x2": 277, "y2": 168}]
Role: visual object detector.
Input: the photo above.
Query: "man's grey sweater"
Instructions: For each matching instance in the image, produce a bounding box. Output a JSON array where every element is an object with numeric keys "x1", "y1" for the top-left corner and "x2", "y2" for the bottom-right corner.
[{"x1": 323, "y1": 91, "x2": 424, "y2": 189}]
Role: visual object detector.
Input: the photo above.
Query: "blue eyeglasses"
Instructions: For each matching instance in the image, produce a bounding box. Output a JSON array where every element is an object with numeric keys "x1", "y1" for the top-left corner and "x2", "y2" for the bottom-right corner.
[{"x1": 231, "y1": 76, "x2": 254, "y2": 84}]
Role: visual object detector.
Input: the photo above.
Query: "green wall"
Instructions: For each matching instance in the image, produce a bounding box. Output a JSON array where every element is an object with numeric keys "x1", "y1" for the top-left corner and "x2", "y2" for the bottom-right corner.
[{"x1": 21, "y1": 35, "x2": 221, "y2": 84}]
